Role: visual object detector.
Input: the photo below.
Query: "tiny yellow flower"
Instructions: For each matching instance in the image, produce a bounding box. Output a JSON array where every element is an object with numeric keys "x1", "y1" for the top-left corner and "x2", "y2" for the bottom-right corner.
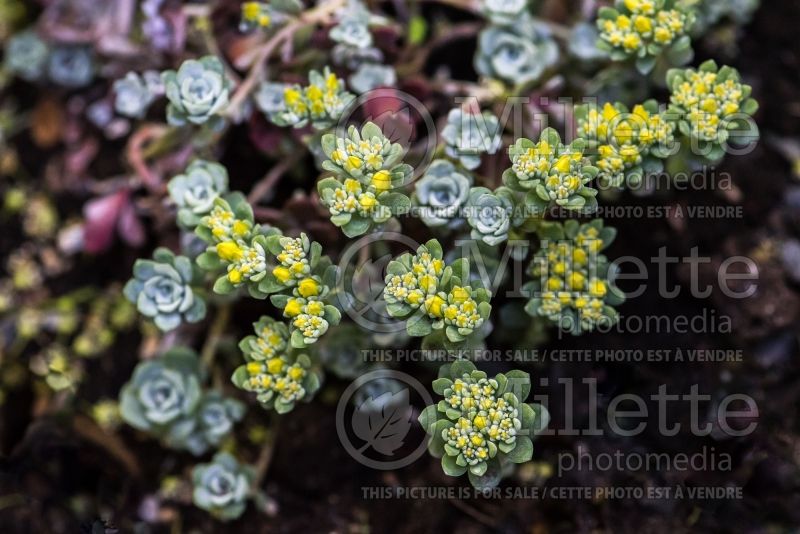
[
  {"x1": 371, "y1": 169, "x2": 392, "y2": 192},
  {"x1": 272, "y1": 266, "x2": 292, "y2": 283},
  {"x1": 284, "y1": 298, "x2": 303, "y2": 317},
  {"x1": 228, "y1": 268, "x2": 243, "y2": 284},
  {"x1": 297, "y1": 278, "x2": 320, "y2": 298},
  {"x1": 217, "y1": 241, "x2": 243, "y2": 262},
  {"x1": 267, "y1": 357, "x2": 284, "y2": 374}
]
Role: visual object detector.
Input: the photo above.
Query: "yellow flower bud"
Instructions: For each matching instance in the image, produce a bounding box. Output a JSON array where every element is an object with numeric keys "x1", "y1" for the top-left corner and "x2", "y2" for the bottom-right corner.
[
  {"x1": 216, "y1": 241, "x2": 243, "y2": 262},
  {"x1": 297, "y1": 278, "x2": 320, "y2": 298},
  {"x1": 272, "y1": 266, "x2": 292, "y2": 283},
  {"x1": 284, "y1": 298, "x2": 303, "y2": 317},
  {"x1": 228, "y1": 269, "x2": 243, "y2": 284},
  {"x1": 305, "y1": 300, "x2": 324, "y2": 316},
  {"x1": 267, "y1": 357, "x2": 284, "y2": 374},
  {"x1": 371, "y1": 170, "x2": 391, "y2": 192}
]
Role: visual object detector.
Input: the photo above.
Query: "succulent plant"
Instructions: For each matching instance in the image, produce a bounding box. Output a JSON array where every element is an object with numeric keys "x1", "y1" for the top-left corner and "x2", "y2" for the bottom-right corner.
[
  {"x1": 329, "y1": 2, "x2": 373, "y2": 49},
  {"x1": 667, "y1": 60, "x2": 759, "y2": 161},
  {"x1": 318, "y1": 122, "x2": 412, "y2": 237},
  {"x1": 5, "y1": 30, "x2": 49, "y2": 82},
  {"x1": 185, "y1": 392, "x2": 246, "y2": 456},
  {"x1": 474, "y1": 15, "x2": 559, "y2": 86},
  {"x1": 168, "y1": 160, "x2": 230, "y2": 228},
  {"x1": 112, "y1": 71, "x2": 161, "y2": 119},
  {"x1": 232, "y1": 317, "x2": 321, "y2": 413},
  {"x1": 123, "y1": 247, "x2": 206, "y2": 331},
  {"x1": 441, "y1": 108, "x2": 502, "y2": 170},
  {"x1": 47, "y1": 45, "x2": 94, "y2": 88},
  {"x1": 418, "y1": 360, "x2": 550, "y2": 489},
  {"x1": 162, "y1": 56, "x2": 230, "y2": 126},
  {"x1": 464, "y1": 186, "x2": 516, "y2": 246},
  {"x1": 523, "y1": 219, "x2": 625, "y2": 334},
  {"x1": 263, "y1": 68, "x2": 354, "y2": 130},
  {"x1": 503, "y1": 128, "x2": 599, "y2": 210},
  {"x1": 480, "y1": 0, "x2": 529, "y2": 26},
  {"x1": 596, "y1": 0, "x2": 695, "y2": 74},
  {"x1": 383, "y1": 240, "x2": 492, "y2": 344},
  {"x1": 119, "y1": 348, "x2": 202, "y2": 445},
  {"x1": 413, "y1": 159, "x2": 472, "y2": 228},
  {"x1": 348, "y1": 63, "x2": 397, "y2": 93},
  {"x1": 576, "y1": 100, "x2": 676, "y2": 188},
  {"x1": 192, "y1": 452, "x2": 254, "y2": 521}
]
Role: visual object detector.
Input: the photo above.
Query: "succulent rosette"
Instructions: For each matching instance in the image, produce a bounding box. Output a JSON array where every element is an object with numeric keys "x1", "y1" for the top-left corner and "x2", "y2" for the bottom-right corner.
[
  {"x1": 418, "y1": 360, "x2": 550, "y2": 489},
  {"x1": 168, "y1": 160, "x2": 230, "y2": 228},
  {"x1": 504, "y1": 128, "x2": 599, "y2": 212},
  {"x1": 441, "y1": 108, "x2": 502, "y2": 170},
  {"x1": 413, "y1": 159, "x2": 472, "y2": 228},
  {"x1": 192, "y1": 452, "x2": 254, "y2": 521},
  {"x1": 464, "y1": 186, "x2": 517, "y2": 246},
  {"x1": 123, "y1": 248, "x2": 206, "y2": 331},
  {"x1": 318, "y1": 122, "x2": 412, "y2": 237},
  {"x1": 667, "y1": 60, "x2": 759, "y2": 161},
  {"x1": 481, "y1": 0, "x2": 529, "y2": 26},
  {"x1": 119, "y1": 348, "x2": 202, "y2": 446},
  {"x1": 523, "y1": 219, "x2": 625, "y2": 334},
  {"x1": 474, "y1": 15, "x2": 559, "y2": 86},
  {"x1": 162, "y1": 55, "x2": 231, "y2": 126},
  {"x1": 185, "y1": 392, "x2": 246, "y2": 456},
  {"x1": 5, "y1": 30, "x2": 49, "y2": 82},
  {"x1": 113, "y1": 71, "x2": 161, "y2": 119}
]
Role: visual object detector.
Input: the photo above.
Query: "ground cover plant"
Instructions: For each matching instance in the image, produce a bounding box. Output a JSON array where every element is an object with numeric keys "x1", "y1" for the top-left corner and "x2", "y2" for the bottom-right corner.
[{"x1": 2, "y1": 0, "x2": 799, "y2": 532}]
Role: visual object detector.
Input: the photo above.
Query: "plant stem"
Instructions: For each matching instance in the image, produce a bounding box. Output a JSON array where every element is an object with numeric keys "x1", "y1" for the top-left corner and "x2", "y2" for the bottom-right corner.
[{"x1": 200, "y1": 304, "x2": 231, "y2": 371}]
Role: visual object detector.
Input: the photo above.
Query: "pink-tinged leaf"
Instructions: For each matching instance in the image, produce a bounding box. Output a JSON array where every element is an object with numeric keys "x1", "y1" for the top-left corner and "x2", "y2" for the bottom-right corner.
[
  {"x1": 118, "y1": 199, "x2": 146, "y2": 247},
  {"x1": 83, "y1": 190, "x2": 128, "y2": 254}
]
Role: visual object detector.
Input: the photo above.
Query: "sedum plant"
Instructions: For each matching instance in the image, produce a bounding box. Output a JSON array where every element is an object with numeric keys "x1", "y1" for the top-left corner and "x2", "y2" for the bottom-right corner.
[
  {"x1": 162, "y1": 56, "x2": 231, "y2": 126},
  {"x1": 414, "y1": 159, "x2": 472, "y2": 228},
  {"x1": 475, "y1": 15, "x2": 559, "y2": 87},
  {"x1": 504, "y1": 128, "x2": 599, "y2": 212},
  {"x1": 441, "y1": 108, "x2": 502, "y2": 171},
  {"x1": 192, "y1": 452, "x2": 255, "y2": 521},
  {"x1": 123, "y1": 248, "x2": 206, "y2": 331},
  {"x1": 113, "y1": 71, "x2": 161, "y2": 119},
  {"x1": 575, "y1": 100, "x2": 676, "y2": 188},
  {"x1": 119, "y1": 347, "x2": 243, "y2": 455},
  {"x1": 168, "y1": 160, "x2": 230, "y2": 228},
  {"x1": 5, "y1": 30, "x2": 48, "y2": 82},
  {"x1": 480, "y1": 0, "x2": 529, "y2": 26},
  {"x1": 260, "y1": 68, "x2": 354, "y2": 130},
  {"x1": 597, "y1": 0, "x2": 696, "y2": 74},
  {"x1": 232, "y1": 316, "x2": 321, "y2": 413},
  {"x1": 383, "y1": 240, "x2": 492, "y2": 345},
  {"x1": 418, "y1": 360, "x2": 549, "y2": 489},
  {"x1": 667, "y1": 60, "x2": 759, "y2": 161},
  {"x1": 318, "y1": 122, "x2": 412, "y2": 237},
  {"x1": 524, "y1": 219, "x2": 625, "y2": 334},
  {"x1": 464, "y1": 186, "x2": 517, "y2": 246}
]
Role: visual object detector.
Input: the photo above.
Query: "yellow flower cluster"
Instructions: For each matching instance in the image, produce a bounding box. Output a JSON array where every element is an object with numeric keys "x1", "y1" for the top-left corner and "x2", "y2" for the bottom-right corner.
[
  {"x1": 326, "y1": 178, "x2": 385, "y2": 217},
  {"x1": 599, "y1": 0, "x2": 690, "y2": 54},
  {"x1": 442, "y1": 287, "x2": 483, "y2": 330},
  {"x1": 578, "y1": 102, "x2": 674, "y2": 180},
  {"x1": 246, "y1": 321, "x2": 287, "y2": 361},
  {"x1": 671, "y1": 70, "x2": 746, "y2": 141},
  {"x1": 245, "y1": 356, "x2": 307, "y2": 403},
  {"x1": 271, "y1": 237, "x2": 311, "y2": 284},
  {"x1": 241, "y1": 2, "x2": 271, "y2": 28},
  {"x1": 329, "y1": 138, "x2": 394, "y2": 192},
  {"x1": 533, "y1": 226, "x2": 609, "y2": 326},
  {"x1": 385, "y1": 251, "x2": 445, "y2": 309},
  {"x1": 511, "y1": 139, "x2": 586, "y2": 200},
  {"x1": 217, "y1": 239, "x2": 268, "y2": 285},
  {"x1": 283, "y1": 71, "x2": 349, "y2": 123},
  {"x1": 444, "y1": 377, "x2": 519, "y2": 466},
  {"x1": 202, "y1": 204, "x2": 252, "y2": 244},
  {"x1": 283, "y1": 296, "x2": 328, "y2": 341}
]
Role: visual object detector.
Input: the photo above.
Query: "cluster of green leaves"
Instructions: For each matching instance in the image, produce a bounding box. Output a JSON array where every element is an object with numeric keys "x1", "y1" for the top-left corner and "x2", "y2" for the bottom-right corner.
[
  {"x1": 383, "y1": 239, "x2": 492, "y2": 348},
  {"x1": 418, "y1": 360, "x2": 549, "y2": 489}
]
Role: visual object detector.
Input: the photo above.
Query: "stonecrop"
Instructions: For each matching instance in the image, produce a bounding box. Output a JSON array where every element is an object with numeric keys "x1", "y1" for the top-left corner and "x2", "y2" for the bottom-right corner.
[
  {"x1": 597, "y1": 0, "x2": 695, "y2": 74},
  {"x1": 504, "y1": 128, "x2": 599, "y2": 211},
  {"x1": 192, "y1": 452, "x2": 254, "y2": 521},
  {"x1": 168, "y1": 160, "x2": 230, "y2": 228},
  {"x1": 667, "y1": 60, "x2": 759, "y2": 157},
  {"x1": 524, "y1": 220, "x2": 625, "y2": 333},
  {"x1": 162, "y1": 55, "x2": 230, "y2": 126},
  {"x1": 576, "y1": 100, "x2": 676, "y2": 188},
  {"x1": 318, "y1": 122, "x2": 412, "y2": 237},
  {"x1": 413, "y1": 159, "x2": 473, "y2": 228},
  {"x1": 232, "y1": 316, "x2": 321, "y2": 413},
  {"x1": 419, "y1": 360, "x2": 549, "y2": 488},
  {"x1": 441, "y1": 108, "x2": 502, "y2": 171},
  {"x1": 384, "y1": 240, "x2": 492, "y2": 344},
  {"x1": 123, "y1": 248, "x2": 206, "y2": 331},
  {"x1": 262, "y1": 68, "x2": 354, "y2": 130}
]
